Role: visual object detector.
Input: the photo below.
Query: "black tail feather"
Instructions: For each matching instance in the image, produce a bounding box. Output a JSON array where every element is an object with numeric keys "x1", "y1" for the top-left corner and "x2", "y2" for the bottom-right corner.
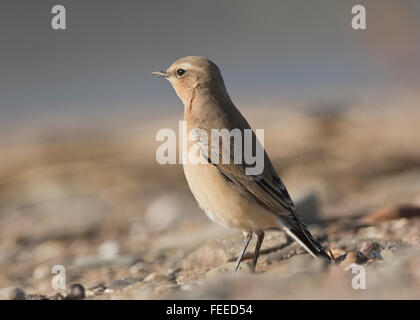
[
  {"x1": 290, "y1": 226, "x2": 331, "y2": 260},
  {"x1": 282, "y1": 210, "x2": 331, "y2": 261}
]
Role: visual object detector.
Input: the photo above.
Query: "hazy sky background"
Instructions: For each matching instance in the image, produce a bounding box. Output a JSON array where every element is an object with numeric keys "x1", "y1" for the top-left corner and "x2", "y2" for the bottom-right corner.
[{"x1": 0, "y1": 0, "x2": 419, "y2": 131}]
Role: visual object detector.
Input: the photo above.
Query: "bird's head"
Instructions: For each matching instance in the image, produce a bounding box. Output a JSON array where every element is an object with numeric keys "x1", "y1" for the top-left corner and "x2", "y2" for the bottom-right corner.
[{"x1": 152, "y1": 56, "x2": 225, "y2": 105}]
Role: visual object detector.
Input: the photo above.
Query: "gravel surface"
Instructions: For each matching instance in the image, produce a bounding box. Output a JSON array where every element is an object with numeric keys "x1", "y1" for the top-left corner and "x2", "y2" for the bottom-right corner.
[{"x1": 1, "y1": 105, "x2": 419, "y2": 299}]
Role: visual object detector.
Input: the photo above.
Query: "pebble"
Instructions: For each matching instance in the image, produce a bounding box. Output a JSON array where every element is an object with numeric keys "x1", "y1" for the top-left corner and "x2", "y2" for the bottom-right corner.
[
  {"x1": 339, "y1": 251, "x2": 368, "y2": 267},
  {"x1": 97, "y1": 240, "x2": 119, "y2": 259},
  {"x1": 360, "y1": 241, "x2": 382, "y2": 260},
  {"x1": 129, "y1": 262, "x2": 146, "y2": 274},
  {"x1": 143, "y1": 272, "x2": 172, "y2": 285},
  {"x1": 89, "y1": 284, "x2": 107, "y2": 293},
  {"x1": 32, "y1": 265, "x2": 49, "y2": 280},
  {"x1": 65, "y1": 284, "x2": 86, "y2": 300},
  {"x1": 84, "y1": 289, "x2": 95, "y2": 298},
  {"x1": 166, "y1": 268, "x2": 182, "y2": 281},
  {"x1": 108, "y1": 278, "x2": 137, "y2": 291}
]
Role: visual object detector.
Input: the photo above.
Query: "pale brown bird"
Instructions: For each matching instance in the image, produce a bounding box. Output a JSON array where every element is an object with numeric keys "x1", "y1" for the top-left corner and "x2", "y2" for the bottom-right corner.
[{"x1": 153, "y1": 56, "x2": 331, "y2": 272}]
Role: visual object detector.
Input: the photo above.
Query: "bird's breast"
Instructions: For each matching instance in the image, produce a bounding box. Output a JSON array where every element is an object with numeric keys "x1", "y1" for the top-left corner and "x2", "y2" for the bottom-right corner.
[{"x1": 183, "y1": 162, "x2": 277, "y2": 232}]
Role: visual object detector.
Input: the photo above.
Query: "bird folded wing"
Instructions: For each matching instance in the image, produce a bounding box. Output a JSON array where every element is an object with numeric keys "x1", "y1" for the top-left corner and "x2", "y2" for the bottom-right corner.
[{"x1": 191, "y1": 127, "x2": 294, "y2": 217}]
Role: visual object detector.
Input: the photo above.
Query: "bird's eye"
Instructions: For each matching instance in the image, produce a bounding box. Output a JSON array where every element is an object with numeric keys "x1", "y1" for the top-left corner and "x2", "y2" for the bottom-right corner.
[{"x1": 176, "y1": 68, "x2": 186, "y2": 76}]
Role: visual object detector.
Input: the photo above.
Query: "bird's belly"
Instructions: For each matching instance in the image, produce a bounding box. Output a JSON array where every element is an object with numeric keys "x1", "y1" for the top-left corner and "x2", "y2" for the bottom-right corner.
[{"x1": 183, "y1": 163, "x2": 278, "y2": 232}]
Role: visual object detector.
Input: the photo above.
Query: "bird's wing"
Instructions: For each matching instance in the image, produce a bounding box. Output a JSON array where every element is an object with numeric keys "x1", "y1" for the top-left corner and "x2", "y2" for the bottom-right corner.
[
  {"x1": 191, "y1": 127, "x2": 330, "y2": 259},
  {"x1": 191, "y1": 127, "x2": 295, "y2": 215}
]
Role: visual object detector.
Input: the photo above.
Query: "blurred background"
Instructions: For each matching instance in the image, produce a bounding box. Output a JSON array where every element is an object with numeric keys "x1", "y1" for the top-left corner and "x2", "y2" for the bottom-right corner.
[{"x1": 0, "y1": 0, "x2": 419, "y2": 299}]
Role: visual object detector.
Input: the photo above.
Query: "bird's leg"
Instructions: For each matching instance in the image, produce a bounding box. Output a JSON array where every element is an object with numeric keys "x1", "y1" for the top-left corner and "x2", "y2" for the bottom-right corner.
[
  {"x1": 233, "y1": 233, "x2": 253, "y2": 272},
  {"x1": 251, "y1": 231, "x2": 265, "y2": 272}
]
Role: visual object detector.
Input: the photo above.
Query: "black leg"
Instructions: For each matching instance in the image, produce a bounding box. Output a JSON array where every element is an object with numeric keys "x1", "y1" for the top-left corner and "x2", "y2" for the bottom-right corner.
[
  {"x1": 251, "y1": 231, "x2": 265, "y2": 272},
  {"x1": 233, "y1": 233, "x2": 253, "y2": 272}
]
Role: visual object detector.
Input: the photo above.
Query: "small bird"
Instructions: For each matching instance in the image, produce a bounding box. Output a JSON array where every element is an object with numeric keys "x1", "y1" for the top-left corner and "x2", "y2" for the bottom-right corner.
[{"x1": 153, "y1": 56, "x2": 331, "y2": 272}]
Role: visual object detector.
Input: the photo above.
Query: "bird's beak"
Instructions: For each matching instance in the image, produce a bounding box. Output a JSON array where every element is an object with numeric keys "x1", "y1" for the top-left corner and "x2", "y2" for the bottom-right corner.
[{"x1": 152, "y1": 71, "x2": 169, "y2": 78}]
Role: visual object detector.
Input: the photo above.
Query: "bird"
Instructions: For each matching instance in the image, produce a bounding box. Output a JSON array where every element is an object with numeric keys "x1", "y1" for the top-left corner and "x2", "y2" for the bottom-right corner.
[{"x1": 152, "y1": 56, "x2": 331, "y2": 272}]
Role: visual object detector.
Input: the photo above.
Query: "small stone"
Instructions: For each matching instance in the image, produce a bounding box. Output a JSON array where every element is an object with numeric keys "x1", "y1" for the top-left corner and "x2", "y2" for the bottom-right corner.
[
  {"x1": 129, "y1": 262, "x2": 145, "y2": 274},
  {"x1": 33, "y1": 265, "x2": 49, "y2": 280},
  {"x1": 97, "y1": 240, "x2": 119, "y2": 259},
  {"x1": 340, "y1": 251, "x2": 368, "y2": 267},
  {"x1": 108, "y1": 280, "x2": 130, "y2": 291},
  {"x1": 360, "y1": 241, "x2": 382, "y2": 260},
  {"x1": 176, "y1": 275, "x2": 186, "y2": 284},
  {"x1": 143, "y1": 272, "x2": 172, "y2": 285},
  {"x1": 143, "y1": 272, "x2": 158, "y2": 282},
  {"x1": 0, "y1": 287, "x2": 25, "y2": 300},
  {"x1": 108, "y1": 278, "x2": 137, "y2": 291},
  {"x1": 166, "y1": 268, "x2": 181, "y2": 281},
  {"x1": 84, "y1": 289, "x2": 95, "y2": 297},
  {"x1": 89, "y1": 284, "x2": 106, "y2": 293},
  {"x1": 65, "y1": 284, "x2": 86, "y2": 300}
]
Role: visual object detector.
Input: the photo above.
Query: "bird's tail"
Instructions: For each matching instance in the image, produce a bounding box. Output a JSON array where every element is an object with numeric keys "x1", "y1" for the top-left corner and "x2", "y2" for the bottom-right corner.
[{"x1": 277, "y1": 212, "x2": 332, "y2": 261}]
